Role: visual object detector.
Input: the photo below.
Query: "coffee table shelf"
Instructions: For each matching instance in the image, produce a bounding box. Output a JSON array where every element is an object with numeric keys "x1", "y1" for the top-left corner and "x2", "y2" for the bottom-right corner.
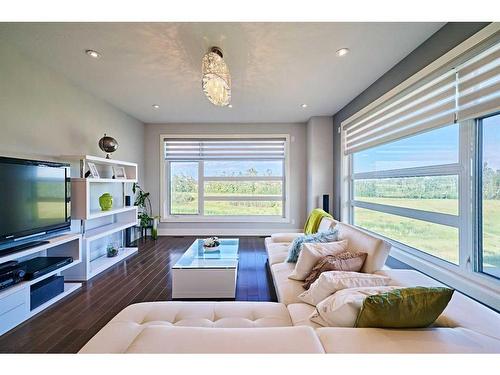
[{"x1": 172, "y1": 238, "x2": 239, "y2": 299}]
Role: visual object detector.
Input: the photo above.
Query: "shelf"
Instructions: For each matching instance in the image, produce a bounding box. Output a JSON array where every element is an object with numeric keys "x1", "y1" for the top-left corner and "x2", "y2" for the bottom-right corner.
[
  {"x1": 89, "y1": 247, "x2": 138, "y2": 279},
  {"x1": 84, "y1": 221, "x2": 137, "y2": 241},
  {"x1": 0, "y1": 258, "x2": 82, "y2": 299},
  {"x1": 61, "y1": 154, "x2": 138, "y2": 168},
  {"x1": 28, "y1": 283, "x2": 81, "y2": 318},
  {"x1": 88, "y1": 206, "x2": 137, "y2": 220},
  {"x1": 0, "y1": 233, "x2": 80, "y2": 264},
  {"x1": 74, "y1": 178, "x2": 137, "y2": 184}
]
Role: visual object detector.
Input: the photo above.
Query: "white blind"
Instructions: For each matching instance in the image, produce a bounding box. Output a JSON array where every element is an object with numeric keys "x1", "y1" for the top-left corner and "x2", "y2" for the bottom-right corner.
[
  {"x1": 457, "y1": 43, "x2": 500, "y2": 121},
  {"x1": 164, "y1": 138, "x2": 286, "y2": 160},
  {"x1": 342, "y1": 38, "x2": 500, "y2": 155}
]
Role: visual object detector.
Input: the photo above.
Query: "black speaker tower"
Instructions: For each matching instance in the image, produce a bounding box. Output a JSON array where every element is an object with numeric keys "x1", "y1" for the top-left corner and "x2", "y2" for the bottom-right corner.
[{"x1": 322, "y1": 194, "x2": 329, "y2": 214}]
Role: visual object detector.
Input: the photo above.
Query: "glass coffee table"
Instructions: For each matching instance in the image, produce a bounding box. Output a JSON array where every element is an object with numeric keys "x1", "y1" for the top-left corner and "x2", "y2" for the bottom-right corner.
[{"x1": 172, "y1": 238, "x2": 239, "y2": 299}]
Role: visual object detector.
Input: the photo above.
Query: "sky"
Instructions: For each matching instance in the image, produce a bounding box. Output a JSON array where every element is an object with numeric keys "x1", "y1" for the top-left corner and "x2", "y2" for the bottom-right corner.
[
  {"x1": 171, "y1": 160, "x2": 283, "y2": 179},
  {"x1": 354, "y1": 115, "x2": 500, "y2": 173},
  {"x1": 483, "y1": 114, "x2": 500, "y2": 171}
]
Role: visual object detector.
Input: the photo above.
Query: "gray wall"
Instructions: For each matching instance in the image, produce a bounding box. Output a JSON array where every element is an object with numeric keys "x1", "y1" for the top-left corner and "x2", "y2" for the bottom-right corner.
[
  {"x1": 306, "y1": 116, "x2": 334, "y2": 214},
  {"x1": 0, "y1": 38, "x2": 145, "y2": 181},
  {"x1": 331, "y1": 22, "x2": 490, "y2": 218},
  {"x1": 144, "y1": 122, "x2": 307, "y2": 234}
]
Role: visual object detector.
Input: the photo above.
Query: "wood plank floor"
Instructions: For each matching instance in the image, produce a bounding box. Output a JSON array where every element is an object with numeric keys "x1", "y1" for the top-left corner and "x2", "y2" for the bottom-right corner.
[{"x1": 0, "y1": 236, "x2": 275, "y2": 353}]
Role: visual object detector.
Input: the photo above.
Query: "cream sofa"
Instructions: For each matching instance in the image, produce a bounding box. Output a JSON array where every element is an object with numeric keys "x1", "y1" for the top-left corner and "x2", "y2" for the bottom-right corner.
[{"x1": 80, "y1": 219, "x2": 500, "y2": 353}]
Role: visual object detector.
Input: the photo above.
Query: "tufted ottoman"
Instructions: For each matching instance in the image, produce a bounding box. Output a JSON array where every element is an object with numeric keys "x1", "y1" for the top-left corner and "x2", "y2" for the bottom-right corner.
[{"x1": 79, "y1": 301, "x2": 302, "y2": 353}]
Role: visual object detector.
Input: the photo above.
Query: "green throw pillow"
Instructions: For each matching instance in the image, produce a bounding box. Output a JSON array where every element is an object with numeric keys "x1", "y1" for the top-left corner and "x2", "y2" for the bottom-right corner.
[{"x1": 354, "y1": 286, "x2": 454, "y2": 328}]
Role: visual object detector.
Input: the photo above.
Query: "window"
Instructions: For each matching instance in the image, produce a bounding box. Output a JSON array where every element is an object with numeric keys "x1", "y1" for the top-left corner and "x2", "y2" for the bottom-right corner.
[
  {"x1": 351, "y1": 124, "x2": 461, "y2": 264},
  {"x1": 341, "y1": 36, "x2": 500, "y2": 310},
  {"x1": 478, "y1": 113, "x2": 500, "y2": 279},
  {"x1": 162, "y1": 136, "x2": 288, "y2": 221}
]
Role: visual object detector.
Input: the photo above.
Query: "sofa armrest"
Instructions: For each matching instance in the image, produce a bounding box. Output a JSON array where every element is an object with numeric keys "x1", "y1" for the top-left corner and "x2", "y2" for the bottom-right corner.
[{"x1": 271, "y1": 232, "x2": 304, "y2": 243}]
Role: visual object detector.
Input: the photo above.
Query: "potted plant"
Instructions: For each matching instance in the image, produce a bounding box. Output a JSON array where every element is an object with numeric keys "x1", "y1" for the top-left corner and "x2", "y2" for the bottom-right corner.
[{"x1": 132, "y1": 183, "x2": 160, "y2": 239}]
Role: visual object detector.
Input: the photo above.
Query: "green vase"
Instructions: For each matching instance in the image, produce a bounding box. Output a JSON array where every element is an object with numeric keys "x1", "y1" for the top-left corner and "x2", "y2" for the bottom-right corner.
[
  {"x1": 99, "y1": 193, "x2": 113, "y2": 211},
  {"x1": 151, "y1": 217, "x2": 158, "y2": 240}
]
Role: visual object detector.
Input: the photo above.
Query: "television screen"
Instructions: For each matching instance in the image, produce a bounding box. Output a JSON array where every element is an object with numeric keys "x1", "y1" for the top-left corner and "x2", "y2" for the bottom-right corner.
[{"x1": 0, "y1": 157, "x2": 70, "y2": 243}]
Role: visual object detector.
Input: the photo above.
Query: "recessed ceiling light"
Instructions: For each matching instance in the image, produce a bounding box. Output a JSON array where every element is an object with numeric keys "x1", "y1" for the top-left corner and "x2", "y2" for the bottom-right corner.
[
  {"x1": 301, "y1": 104, "x2": 308, "y2": 108},
  {"x1": 152, "y1": 104, "x2": 160, "y2": 109},
  {"x1": 228, "y1": 104, "x2": 233, "y2": 108},
  {"x1": 85, "y1": 49, "x2": 101, "y2": 59},
  {"x1": 336, "y1": 48, "x2": 350, "y2": 57}
]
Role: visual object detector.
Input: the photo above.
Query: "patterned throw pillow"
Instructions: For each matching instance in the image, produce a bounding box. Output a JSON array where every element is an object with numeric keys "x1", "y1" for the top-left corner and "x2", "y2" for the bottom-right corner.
[
  {"x1": 286, "y1": 228, "x2": 339, "y2": 263},
  {"x1": 302, "y1": 252, "x2": 368, "y2": 290}
]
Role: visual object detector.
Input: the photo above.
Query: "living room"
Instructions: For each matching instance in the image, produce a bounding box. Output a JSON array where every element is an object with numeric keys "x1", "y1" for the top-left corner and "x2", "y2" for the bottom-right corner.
[{"x1": 0, "y1": 0, "x2": 499, "y2": 372}]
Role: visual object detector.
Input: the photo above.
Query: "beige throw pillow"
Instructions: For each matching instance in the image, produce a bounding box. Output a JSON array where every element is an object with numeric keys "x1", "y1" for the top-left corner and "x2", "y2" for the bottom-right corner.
[
  {"x1": 309, "y1": 286, "x2": 399, "y2": 327},
  {"x1": 302, "y1": 252, "x2": 367, "y2": 290},
  {"x1": 288, "y1": 240, "x2": 349, "y2": 281},
  {"x1": 298, "y1": 271, "x2": 391, "y2": 306}
]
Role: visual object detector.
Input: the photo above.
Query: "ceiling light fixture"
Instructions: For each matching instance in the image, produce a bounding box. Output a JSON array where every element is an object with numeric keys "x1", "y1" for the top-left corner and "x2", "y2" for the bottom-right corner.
[
  {"x1": 228, "y1": 104, "x2": 233, "y2": 108},
  {"x1": 301, "y1": 104, "x2": 308, "y2": 108},
  {"x1": 152, "y1": 104, "x2": 160, "y2": 109},
  {"x1": 336, "y1": 48, "x2": 350, "y2": 57},
  {"x1": 85, "y1": 49, "x2": 101, "y2": 59},
  {"x1": 202, "y1": 46, "x2": 231, "y2": 107}
]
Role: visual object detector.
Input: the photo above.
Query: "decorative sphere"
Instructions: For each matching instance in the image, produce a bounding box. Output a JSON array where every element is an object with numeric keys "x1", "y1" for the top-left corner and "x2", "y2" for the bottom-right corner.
[{"x1": 98, "y1": 134, "x2": 118, "y2": 158}]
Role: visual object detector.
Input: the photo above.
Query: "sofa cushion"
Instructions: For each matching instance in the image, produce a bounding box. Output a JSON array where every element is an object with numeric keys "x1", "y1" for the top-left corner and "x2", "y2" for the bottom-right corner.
[
  {"x1": 124, "y1": 326, "x2": 325, "y2": 354},
  {"x1": 302, "y1": 251, "x2": 367, "y2": 289},
  {"x1": 355, "y1": 286, "x2": 454, "y2": 328},
  {"x1": 336, "y1": 223, "x2": 390, "y2": 273},
  {"x1": 288, "y1": 240, "x2": 349, "y2": 281},
  {"x1": 318, "y1": 217, "x2": 337, "y2": 232},
  {"x1": 286, "y1": 229, "x2": 339, "y2": 263},
  {"x1": 311, "y1": 286, "x2": 398, "y2": 327},
  {"x1": 270, "y1": 263, "x2": 305, "y2": 305},
  {"x1": 270, "y1": 232, "x2": 304, "y2": 243},
  {"x1": 316, "y1": 327, "x2": 500, "y2": 353},
  {"x1": 377, "y1": 269, "x2": 500, "y2": 340},
  {"x1": 299, "y1": 271, "x2": 391, "y2": 306},
  {"x1": 286, "y1": 303, "x2": 322, "y2": 329},
  {"x1": 79, "y1": 301, "x2": 293, "y2": 353},
  {"x1": 266, "y1": 242, "x2": 290, "y2": 265}
]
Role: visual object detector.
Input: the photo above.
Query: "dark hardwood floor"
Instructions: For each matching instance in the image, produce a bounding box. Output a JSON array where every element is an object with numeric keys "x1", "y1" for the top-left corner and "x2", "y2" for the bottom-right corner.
[{"x1": 0, "y1": 236, "x2": 275, "y2": 353}]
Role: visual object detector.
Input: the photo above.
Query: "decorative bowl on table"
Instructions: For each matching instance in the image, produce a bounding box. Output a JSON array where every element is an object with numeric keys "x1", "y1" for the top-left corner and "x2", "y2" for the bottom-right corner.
[{"x1": 203, "y1": 236, "x2": 220, "y2": 252}]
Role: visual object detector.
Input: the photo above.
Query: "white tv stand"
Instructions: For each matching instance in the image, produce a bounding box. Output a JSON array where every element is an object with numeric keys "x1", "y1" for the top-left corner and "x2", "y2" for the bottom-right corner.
[{"x1": 0, "y1": 233, "x2": 82, "y2": 336}]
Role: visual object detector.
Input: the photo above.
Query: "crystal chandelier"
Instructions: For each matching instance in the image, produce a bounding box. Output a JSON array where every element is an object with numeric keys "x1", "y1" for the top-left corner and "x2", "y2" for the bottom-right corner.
[{"x1": 201, "y1": 46, "x2": 231, "y2": 106}]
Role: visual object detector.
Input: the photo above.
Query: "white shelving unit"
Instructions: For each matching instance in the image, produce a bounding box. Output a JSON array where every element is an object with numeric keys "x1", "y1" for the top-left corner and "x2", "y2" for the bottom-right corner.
[
  {"x1": 62, "y1": 155, "x2": 139, "y2": 281},
  {"x1": 0, "y1": 233, "x2": 82, "y2": 336}
]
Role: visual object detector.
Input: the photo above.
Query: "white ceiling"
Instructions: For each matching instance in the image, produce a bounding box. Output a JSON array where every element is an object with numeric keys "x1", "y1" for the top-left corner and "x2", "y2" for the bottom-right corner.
[{"x1": 0, "y1": 22, "x2": 444, "y2": 123}]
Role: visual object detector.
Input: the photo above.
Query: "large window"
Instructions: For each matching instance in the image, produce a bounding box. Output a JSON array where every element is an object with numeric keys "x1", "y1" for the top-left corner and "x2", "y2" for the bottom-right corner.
[
  {"x1": 351, "y1": 124, "x2": 461, "y2": 264},
  {"x1": 162, "y1": 136, "x2": 288, "y2": 221},
  {"x1": 341, "y1": 34, "x2": 500, "y2": 309},
  {"x1": 478, "y1": 113, "x2": 500, "y2": 278}
]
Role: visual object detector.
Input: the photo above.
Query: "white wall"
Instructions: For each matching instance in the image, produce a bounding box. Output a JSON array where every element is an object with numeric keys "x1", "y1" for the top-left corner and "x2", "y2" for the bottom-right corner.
[
  {"x1": 306, "y1": 116, "x2": 334, "y2": 214},
  {"x1": 0, "y1": 38, "x2": 145, "y2": 181},
  {"x1": 144, "y1": 122, "x2": 307, "y2": 235}
]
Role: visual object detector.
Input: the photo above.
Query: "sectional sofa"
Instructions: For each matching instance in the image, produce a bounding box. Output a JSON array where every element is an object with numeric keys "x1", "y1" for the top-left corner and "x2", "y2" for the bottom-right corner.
[{"x1": 79, "y1": 219, "x2": 500, "y2": 353}]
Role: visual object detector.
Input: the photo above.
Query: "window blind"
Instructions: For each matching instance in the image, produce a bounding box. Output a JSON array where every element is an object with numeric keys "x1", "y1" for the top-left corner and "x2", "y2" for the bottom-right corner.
[
  {"x1": 164, "y1": 138, "x2": 286, "y2": 160},
  {"x1": 342, "y1": 38, "x2": 500, "y2": 155},
  {"x1": 457, "y1": 42, "x2": 500, "y2": 121}
]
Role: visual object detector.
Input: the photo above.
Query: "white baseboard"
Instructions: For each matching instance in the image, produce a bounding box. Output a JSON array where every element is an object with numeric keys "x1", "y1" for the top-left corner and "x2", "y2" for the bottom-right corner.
[{"x1": 157, "y1": 228, "x2": 303, "y2": 236}]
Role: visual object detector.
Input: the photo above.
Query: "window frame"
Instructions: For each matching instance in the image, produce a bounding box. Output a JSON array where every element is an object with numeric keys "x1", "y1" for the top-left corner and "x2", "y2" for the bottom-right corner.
[
  {"x1": 348, "y1": 123, "x2": 464, "y2": 269},
  {"x1": 475, "y1": 112, "x2": 500, "y2": 280},
  {"x1": 159, "y1": 134, "x2": 291, "y2": 223},
  {"x1": 342, "y1": 119, "x2": 500, "y2": 310}
]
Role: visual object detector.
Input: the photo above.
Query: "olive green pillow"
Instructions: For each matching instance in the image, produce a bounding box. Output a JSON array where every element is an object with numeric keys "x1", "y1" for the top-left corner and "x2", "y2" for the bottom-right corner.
[{"x1": 355, "y1": 287, "x2": 454, "y2": 328}]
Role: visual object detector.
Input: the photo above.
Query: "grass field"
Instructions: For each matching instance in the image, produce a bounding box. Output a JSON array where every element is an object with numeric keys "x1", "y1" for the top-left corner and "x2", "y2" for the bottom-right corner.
[
  {"x1": 355, "y1": 197, "x2": 500, "y2": 270},
  {"x1": 170, "y1": 190, "x2": 499, "y2": 271},
  {"x1": 171, "y1": 192, "x2": 282, "y2": 215}
]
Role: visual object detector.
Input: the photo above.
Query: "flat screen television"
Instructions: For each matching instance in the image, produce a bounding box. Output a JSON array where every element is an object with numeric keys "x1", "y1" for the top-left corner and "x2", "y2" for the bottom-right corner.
[{"x1": 0, "y1": 157, "x2": 71, "y2": 248}]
